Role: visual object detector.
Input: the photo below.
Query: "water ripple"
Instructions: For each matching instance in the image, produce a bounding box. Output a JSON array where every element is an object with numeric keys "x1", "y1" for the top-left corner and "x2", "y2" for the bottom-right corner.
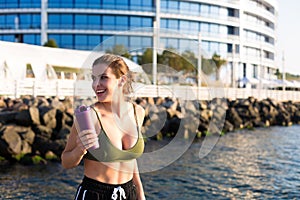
[{"x1": 0, "y1": 126, "x2": 300, "y2": 199}]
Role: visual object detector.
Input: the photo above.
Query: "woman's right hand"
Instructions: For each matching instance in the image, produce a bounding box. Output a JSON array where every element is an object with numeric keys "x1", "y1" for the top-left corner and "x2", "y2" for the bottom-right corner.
[{"x1": 77, "y1": 129, "x2": 99, "y2": 152}]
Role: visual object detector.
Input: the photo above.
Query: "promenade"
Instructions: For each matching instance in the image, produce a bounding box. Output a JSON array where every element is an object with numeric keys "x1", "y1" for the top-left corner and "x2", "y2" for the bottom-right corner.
[{"x1": 1, "y1": 78, "x2": 300, "y2": 102}]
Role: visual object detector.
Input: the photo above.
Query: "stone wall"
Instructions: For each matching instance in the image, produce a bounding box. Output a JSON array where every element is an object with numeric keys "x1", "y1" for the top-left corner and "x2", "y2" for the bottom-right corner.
[{"x1": 0, "y1": 96, "x2": 299, "y2": 164}]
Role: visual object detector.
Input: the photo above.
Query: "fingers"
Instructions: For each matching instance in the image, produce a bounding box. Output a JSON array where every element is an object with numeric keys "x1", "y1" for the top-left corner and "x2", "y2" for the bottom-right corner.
[{"x1": 78, "y1": 129, "x2": 99, "y2": 150}]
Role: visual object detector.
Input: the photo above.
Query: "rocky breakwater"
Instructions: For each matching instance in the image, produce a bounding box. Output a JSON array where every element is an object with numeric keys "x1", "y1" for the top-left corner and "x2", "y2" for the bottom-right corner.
[
  {"x1": 0, "y1": 96, "x2": 300, "y2": 165},
  {"x1": 0, "y1": 96, "x2": 73, "y2": 164},
  {"x1": 140, "y1": 96, "x2": 300, "y2": 139}
]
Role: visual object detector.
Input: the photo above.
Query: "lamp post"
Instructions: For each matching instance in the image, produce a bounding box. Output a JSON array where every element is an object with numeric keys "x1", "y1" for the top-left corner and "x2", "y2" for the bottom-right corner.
[{"x1": 197, "y1": 33, "x2": 202, "y2": 99}]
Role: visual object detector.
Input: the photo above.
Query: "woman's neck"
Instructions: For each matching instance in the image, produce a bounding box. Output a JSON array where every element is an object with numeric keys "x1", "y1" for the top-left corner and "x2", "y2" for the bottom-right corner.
[{"x1": 99, "y1": 100, "x2": 129, "y2": 119}]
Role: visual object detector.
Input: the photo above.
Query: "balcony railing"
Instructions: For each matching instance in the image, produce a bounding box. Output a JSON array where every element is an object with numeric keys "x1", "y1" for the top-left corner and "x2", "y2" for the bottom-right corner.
[{"x1": 1, "y1": 79, "x2": 300, "y2": 102}]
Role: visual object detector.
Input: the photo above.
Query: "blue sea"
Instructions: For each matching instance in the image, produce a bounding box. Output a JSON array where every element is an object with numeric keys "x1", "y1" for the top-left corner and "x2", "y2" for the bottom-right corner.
[{"x1": 1, "y1": 125, "x2": 299, "y2": 199}]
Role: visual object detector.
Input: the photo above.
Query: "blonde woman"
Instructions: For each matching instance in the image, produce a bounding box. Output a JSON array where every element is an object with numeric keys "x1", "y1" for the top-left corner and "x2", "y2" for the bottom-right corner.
[{"x1": 61, "y1": 54, "x2": 145, "y2": 200}]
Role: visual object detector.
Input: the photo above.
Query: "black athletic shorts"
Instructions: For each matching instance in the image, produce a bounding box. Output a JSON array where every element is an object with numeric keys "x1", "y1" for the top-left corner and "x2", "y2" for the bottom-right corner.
[{"x1": 74, "y1": 176, "x2": 137, "y2": 200}]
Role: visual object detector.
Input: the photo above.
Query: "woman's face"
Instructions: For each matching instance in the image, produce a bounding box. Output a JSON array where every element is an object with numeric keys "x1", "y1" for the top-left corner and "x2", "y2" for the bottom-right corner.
[{"x1": 91, "y1": 63, "x2": 120, "y2": 102}]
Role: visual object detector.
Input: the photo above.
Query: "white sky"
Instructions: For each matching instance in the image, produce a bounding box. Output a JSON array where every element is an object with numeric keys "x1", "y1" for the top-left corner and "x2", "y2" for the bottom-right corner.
[{"x1": 277, "y1": 0, "x2": 300, "y2": 75}]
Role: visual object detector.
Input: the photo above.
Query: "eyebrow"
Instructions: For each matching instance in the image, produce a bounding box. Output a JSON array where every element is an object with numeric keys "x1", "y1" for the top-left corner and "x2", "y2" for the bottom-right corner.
[{"x1": 92, "y1": 73, "x2": 108, "y2": 77}]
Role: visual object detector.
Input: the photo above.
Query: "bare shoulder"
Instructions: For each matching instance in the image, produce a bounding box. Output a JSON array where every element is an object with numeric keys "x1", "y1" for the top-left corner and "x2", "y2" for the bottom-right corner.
[{"x1": 133, "y1": 103, "x2": 145, "y2": 125}]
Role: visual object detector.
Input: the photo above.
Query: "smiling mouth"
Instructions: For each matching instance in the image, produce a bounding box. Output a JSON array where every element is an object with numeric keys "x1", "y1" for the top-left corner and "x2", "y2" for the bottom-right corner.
[{"x1": 96, "y1": 89, "x2": 106, "y2": 95}]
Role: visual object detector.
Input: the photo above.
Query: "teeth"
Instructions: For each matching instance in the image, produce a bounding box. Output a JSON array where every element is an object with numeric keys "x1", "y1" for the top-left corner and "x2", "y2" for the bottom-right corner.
[{"x1": 96, "y1": 89, "x2": 105, "y2": 93}]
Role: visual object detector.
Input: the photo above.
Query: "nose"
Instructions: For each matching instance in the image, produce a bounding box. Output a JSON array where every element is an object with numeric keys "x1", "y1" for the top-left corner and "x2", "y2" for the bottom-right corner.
[{"x1": 92, "y1": 77, "x2": 101, "y2": 88}]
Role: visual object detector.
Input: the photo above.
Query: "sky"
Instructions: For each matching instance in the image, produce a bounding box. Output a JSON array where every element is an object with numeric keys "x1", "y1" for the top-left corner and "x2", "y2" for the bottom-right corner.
[{"x1": 277, "y1": 0, "x2": 300, "y2": 75}]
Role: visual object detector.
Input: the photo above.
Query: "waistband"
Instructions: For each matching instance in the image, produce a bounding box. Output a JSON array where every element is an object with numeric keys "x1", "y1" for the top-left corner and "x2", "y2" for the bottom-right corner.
[{"x1": 81, "y1": 176, "x2": 134, "y2": 191}]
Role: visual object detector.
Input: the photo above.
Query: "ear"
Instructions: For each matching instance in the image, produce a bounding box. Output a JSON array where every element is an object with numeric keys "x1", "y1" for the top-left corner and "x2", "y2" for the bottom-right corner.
[{"x1": 119, "y1": 75, "x2": 127, "y2": 86}]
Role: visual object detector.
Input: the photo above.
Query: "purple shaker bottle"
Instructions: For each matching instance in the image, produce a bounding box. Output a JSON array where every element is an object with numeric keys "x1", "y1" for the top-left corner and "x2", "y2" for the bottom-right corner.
[{"x1": 75, "y1": 105, "x2": 99, "y2": 150}]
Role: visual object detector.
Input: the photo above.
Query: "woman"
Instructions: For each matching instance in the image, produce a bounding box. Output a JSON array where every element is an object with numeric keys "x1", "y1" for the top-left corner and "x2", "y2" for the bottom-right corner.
[{"x1": 61, "y1": 54, "x2": 146, "y2": 200}]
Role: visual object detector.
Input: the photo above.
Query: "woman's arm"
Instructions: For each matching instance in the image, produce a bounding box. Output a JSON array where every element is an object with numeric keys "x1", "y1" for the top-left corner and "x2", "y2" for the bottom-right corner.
[
  {"x1": 133, "y1": 104, "x2": 146, "y2": 199},
  {"x1": 61, "y1": 124, "x2": 87, "y2": 169},
  {"x1": 133, "y1": 160, "x2": 146, "y2": 200}
]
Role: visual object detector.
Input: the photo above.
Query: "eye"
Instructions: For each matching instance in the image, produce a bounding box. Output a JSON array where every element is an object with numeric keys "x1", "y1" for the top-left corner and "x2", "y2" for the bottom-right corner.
[
  {"x1": 101, "y1": 75, "x2": 108, "y2": 80},
  {"x1": 91, "y1": 75, "x2": 96, "y2": 81}
]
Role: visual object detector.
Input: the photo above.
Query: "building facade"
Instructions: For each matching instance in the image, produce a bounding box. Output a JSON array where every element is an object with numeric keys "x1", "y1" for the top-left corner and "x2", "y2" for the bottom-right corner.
[{"x1": 0, "y1": 0, "x2": 279, "y2": 85}]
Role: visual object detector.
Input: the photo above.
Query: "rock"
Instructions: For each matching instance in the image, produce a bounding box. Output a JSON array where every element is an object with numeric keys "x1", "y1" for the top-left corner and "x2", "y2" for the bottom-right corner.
[
  {"x1": 31, "y1": 125, "x2": 53, "y2": 139},
  {"x1": 0, "y1": 125, "x2": 22, "y2": 155},
  {"x1": 42, "y1": 108, "x2": 57, "y2": 129},
  {"x1": 226, "y1": 108, "x2": 243, "y2": 129},
  {"x1": 223, "y1": 120, "x2": 234, "y2": 132},
  {"x1": 15, "y1": 110, "x2": 32, "y2": 126},
  {"x1": 0, "y1": 98, "x2": 7, "y2": 109},
  {"x1": 0, "y1": 111, "x2": 18, "y2": 124},
  {"x1": 29, "y1": 106, "x2": 40, "y2": 125}
]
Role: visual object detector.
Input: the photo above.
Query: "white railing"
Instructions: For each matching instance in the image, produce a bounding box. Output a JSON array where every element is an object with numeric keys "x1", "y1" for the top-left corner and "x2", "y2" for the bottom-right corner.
[{"x1": 1, "y1": 79, "x2": 300, "y2": 102}]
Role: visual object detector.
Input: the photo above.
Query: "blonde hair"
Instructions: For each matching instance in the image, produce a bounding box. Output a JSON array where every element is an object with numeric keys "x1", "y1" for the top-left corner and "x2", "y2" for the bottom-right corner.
[{"x1": 92, "y1": 54, "x2": 133, "y2": 94}]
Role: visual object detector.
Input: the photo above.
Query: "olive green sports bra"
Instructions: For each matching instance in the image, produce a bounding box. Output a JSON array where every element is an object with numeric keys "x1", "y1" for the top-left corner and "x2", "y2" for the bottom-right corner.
[{"x1": 84, "y1": 104, "x2": 144, "y2": 162}]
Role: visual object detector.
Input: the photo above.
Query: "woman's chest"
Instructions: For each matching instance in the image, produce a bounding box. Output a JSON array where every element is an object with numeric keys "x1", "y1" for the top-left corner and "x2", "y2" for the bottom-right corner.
[{"x1": 100, "y1": 115, "x2": 138, "y2": 150}]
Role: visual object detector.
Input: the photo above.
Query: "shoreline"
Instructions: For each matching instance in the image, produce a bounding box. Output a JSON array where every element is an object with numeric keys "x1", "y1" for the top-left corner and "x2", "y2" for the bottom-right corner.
[{"x1": 0, "y1": 96, "x2": 299, "y2": 164}]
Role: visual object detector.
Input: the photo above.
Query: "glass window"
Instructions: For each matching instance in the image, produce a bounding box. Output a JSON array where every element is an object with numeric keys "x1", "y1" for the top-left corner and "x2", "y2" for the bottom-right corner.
[
  {"x1": 220, "y1": 43, "x2": 227, "y2": 56},
  {"x1": 179, "y1": 20, "x2": 189, "y2": 33},
  {"x1": 160, "y1": 19, "x2": 167, "y2": 29},
  {"x1": 24, "y1": 34, "x2": 35, "y2": 44},
  {"x1": 0, "y1": 15, "x2": 5, "y2": 27},
  {"x1": 103, "y1": 16, "x2": 115, "y2": 30},
  {"x1": 75, "y1": 0, "x2": 87, "y2": 8},
  {"x1": 190, "y1": 22, "x2": 199, "y2": 34},
  {"x1": 32, "y1": 14, "x2": 40, "y2": 28},
  {"x1": 61, "y1": 0, "x2": 73, "y2": 8},
  {"x1": 48, "y1": 14, "x2": 60, "y2": 29},
  {"x1": 1, "y1": 34, "x2": 15, "y2": 42},
  {"x1": 130, "y1": 36, "x2": 141, "y2": 49},
  {"x1": 200, "y1": 22, "x2": 209, "y2": 33},
  {"x1": 116, "y1": 36, "x2": 129, "y2": 47},
  {"x1": 103, "y1": 0, "x2": 115, "y2": 9},
  {"x1": 161, "y1": 0, "x2": 167, "y2": 10},
  {"x1": 20, "y1": 0, "x2": 31, "y2": 8},
  {"x1": 202, "y1": 41, "x2": 209, "y2": 54},
  {"x1": 116, "y1": 0, "x2": 128, "y2": 9},
  {"x1": 219, "y1": 25, "x2": 227, "y2": 36},
  {"x1": 61, "y1": 14, "x2": 73, "y2": 29},
  {"x1": 7, "y1": 14, "x2": 17, "y2": 25},
  {"x1": 116, "y1": 16, "x2": 128, "y2": 30},
  {"x1": 142, "y1": 17, "x2": 152, "y2": 27},
  {"x1": 32, "y1": 0, "x2": 41, "y2": 8},
  {"x1": 167, "y1": 38, "x2": 178, "y2": 49},
  {"x1": 131, "y1": 0, "x2": 141, "y2": 6},
  {"x1": 210, "y1": 42, "x2": 219, "y2": 54},
  {"x1": 130, "y1": 16, "x2": 141, "y2": 27},
  {"x1": 168, "y1": 19, "x2": 178, "y2": 30},
  {"x1": 75, "y1": 14, "x2": 87, "y2": 29},
  {"x1": 190, "y1": 3, "x2": 199, "y2": 15},
  {"x1": 4, "y1": 0, "x2": 18, "y2": 8},
  {"x1": 179, "y1": 39, "x2": 190, "y2": 52},
  {"x1": 88, "y1": 15, "x2": 101, "y2": 29},
  {"x1": 141, "y1": 37, "x2": 151, "y2": 48},
  {"x1": 200, "y1": 4, "x2": 209, "y2": 16},
  {"x1": 75, "y1": 35, "x2": 88, "y2": 49},
  {"x1": 88, "y1": 35, "x2": 101, "y2": 48},
  {"x1": 48, "y1": 0, "x2": 59, "y2": 8},
  {"x1": 19, "y1": 14, "x2": 31, "y2": 29},
  {"x1": 143, "y1": 0, "x2": 152, "y2": 7},
  {"x1": 160, "y1": 38, "x2": 166, "y2": 49},
  {"x1": 210, "y1": 24, "x2": 219, "y2": 34},
  {"x1": 61, "y1": 34, "x2": 73, "y2": 48},
  {"x1": 210, "y1": 5, "x2": 219, "y2": 15},
  {"x1": 48, "y1": 34, "x2": 60, "y2": 46},
  {"x1": 168, "y1": 0, "x2": 178, "y2": 13},
  {"x1": 180, "y1": 2, "x2": 190, "y2": 15},
  {"x1": 88, "y1": 0, "x2": 101, "y2": 8}
]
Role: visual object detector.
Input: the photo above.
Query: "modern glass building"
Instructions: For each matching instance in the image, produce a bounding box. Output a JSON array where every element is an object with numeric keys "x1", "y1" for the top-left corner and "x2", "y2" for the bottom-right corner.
[{"x1": 0, "y1": 0, "x2": 279, "y2": 85}]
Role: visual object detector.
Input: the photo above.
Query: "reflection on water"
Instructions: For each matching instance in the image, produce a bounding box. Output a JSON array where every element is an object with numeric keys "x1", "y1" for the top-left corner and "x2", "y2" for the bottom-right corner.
[{"x1": 1, "y1": 126, "x2": 300, "y2": 199}]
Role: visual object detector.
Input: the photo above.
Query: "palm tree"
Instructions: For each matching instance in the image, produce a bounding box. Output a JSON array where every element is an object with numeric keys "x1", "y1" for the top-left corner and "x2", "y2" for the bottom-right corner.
[{"x1": 212, "y1": 53, "x2": 227, "y2": 81}]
